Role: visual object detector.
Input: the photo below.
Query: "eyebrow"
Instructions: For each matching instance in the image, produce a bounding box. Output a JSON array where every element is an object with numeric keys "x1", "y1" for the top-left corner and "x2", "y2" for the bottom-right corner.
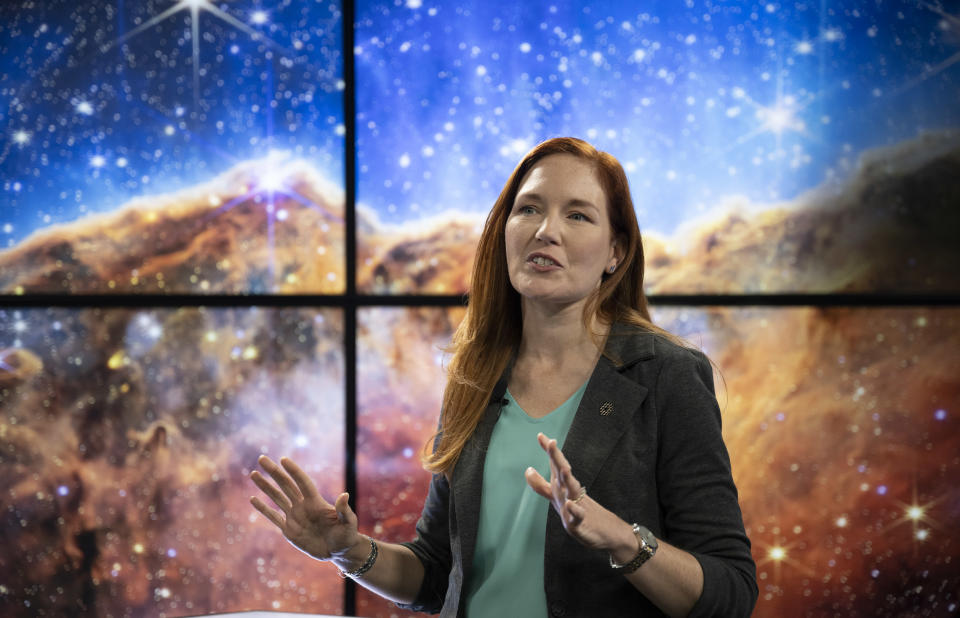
[{"x1": 514, "y1": 192, "x2": 601, "y2": 212}]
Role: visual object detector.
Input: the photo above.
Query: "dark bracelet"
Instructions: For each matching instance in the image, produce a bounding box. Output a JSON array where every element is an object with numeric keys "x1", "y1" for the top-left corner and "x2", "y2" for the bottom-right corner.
[{"x1": 338, "y1": 537, "x2": 378, "y2": 579}]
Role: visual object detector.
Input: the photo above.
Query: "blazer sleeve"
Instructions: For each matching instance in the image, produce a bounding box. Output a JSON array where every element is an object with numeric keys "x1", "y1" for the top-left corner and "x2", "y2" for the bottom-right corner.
[
  {"x1": 396, "y1": 471, "x2": 453, "y2": 614},
  {"x1": 654, "y1": 347, "x2": 758, "y2": 617}
]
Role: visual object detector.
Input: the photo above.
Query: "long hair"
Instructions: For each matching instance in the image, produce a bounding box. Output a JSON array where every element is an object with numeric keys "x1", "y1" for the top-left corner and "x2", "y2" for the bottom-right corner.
[{"x1": 422, "y1": 137, "x2": 672, "y2": 475}]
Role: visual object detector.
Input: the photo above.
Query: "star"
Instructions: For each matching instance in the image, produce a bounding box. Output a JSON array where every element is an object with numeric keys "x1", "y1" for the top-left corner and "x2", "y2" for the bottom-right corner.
[
  {"x1": 794, "y1": 40, "x2": 814, "y2": 55},
  {"x1": 101, "y1": 0, "x2": 286, "y2": 107},
  {"x1": 883, "y1": 481, "x2": 948, "y2": 554},
  {"x1": 74, "y1": 100, "x2": 95, "y2": 115},
  {"x1": 256, "y1": 153, "x2": 292, "y2": 192},
  {"x1": 757, "y1": 100, "x2": 804, "y2": 136},
  {"x1": 821, "y1": 28, "x2": 844, "y2": 43},
  {"x1": 755, "y1": 538, "x2": 816, "y2": 580},
  {"x1": 724, "y1": 89, "x2": 813, "y2": 156}
]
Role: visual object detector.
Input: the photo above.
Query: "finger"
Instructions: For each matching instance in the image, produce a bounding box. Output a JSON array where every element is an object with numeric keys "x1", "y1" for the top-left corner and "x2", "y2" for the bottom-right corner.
[
  {"x1": 537, "y1": 432, "x2": 551, "y2": 452},
  {"x1": 544, "y1": 437, "x2": 581, "y2": 498},
  {"x1": 537, "y1": 434, "x2": 574, "y2": 501},
  {"x1": 525, "y1": 467, "x2": 552, "y2": 499},
  {"x1": 538, "y1": 434, "x2": 566, "y2": 485},
  {"x1": 546, "y1": 437, "x2": 572, "y2": 486},
  {"x1": 549, "y1": 439, "x2": 570, "y2": 487},
  {"x1": 250, "y1": 496, "x2": 286, "y2": 529},
  {"x1": 547, "y1": 440, "x2": 570, "y2": 500},
  {"x1": 563, "y1": 499, "x2": 586, "y2": 526},
  {"x1": 547, "y1": 437, "x2": 569, "y2": 471},
  {"x1": 545, "y1": 444, "x2": 563, "y2": 494},
  {"x1": 334, "y1": 492, "x2": 357, "y2": 527},
  {"x1": 280, "y1": 457, "x2": 325, "y2": 504},
  {"x1": 258, "y1": 455, "x2": 305, "y2": 503},
  {"x1": 250, "y1": 470, "x2": 293, "y2": 513}
]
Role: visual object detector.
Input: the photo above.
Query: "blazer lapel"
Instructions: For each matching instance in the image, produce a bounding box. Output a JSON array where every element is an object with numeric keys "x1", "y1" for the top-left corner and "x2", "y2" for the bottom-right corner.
[
  {"x1": 561, "y1": 325, "x2": 655, "y2": 490},
  {"x1": 561, "y1": 355, "x2": 648, "y2": 491}
]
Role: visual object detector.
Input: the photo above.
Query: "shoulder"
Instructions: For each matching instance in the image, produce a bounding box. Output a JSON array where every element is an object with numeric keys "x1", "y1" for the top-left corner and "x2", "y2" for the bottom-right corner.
[
  {"x1": 605, "y1": 325, "x2": 717, "y2": 407},
  {"x1": 605, "y1": 321, "x2": 708, "y2": 371}
]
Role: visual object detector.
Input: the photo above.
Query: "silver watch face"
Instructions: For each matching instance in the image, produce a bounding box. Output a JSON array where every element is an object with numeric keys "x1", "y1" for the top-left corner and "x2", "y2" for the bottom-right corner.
[{"x1": 635, "y1": 525, "x2": 658, "y2": 553}]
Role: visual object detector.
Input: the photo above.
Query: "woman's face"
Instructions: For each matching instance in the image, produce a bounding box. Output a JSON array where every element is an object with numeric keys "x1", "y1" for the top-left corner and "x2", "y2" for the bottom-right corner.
[{"x1": 504, "y1": 153, "x2": 619, "y2": 311}]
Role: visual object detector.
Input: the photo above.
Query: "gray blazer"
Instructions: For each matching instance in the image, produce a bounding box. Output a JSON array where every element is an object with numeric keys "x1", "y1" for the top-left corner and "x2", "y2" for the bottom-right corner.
[{"x1": 400, "y1": 324, "x2": 757, "y2": 617}]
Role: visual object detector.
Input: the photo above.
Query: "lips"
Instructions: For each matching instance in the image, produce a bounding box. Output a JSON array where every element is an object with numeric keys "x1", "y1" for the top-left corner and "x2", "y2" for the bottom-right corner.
[{"x1": 527, "y1": 252, "x2": 563, "y2": 268}]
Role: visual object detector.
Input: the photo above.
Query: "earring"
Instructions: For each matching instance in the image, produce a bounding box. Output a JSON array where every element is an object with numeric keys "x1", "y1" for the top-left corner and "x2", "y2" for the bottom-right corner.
[{"x1": 608, "y1": 264, "x2": 616, "y2": 273}]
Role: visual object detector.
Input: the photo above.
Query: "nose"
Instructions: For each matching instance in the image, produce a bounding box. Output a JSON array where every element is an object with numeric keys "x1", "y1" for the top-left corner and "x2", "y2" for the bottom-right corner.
[{"x1": 534, "y1": 212, "x2": 561, "y2": 244}]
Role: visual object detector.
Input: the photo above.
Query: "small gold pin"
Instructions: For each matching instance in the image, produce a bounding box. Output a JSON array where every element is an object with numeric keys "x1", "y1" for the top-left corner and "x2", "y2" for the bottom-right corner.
[{"x1": 599, "y1": 402, "x2": 614, "y2": 416}]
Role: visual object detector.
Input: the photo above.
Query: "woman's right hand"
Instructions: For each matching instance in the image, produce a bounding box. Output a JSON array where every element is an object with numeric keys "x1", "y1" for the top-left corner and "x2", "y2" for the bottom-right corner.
[{"x1": 249, "y1": 455, "x2": 361, "y2": 561}]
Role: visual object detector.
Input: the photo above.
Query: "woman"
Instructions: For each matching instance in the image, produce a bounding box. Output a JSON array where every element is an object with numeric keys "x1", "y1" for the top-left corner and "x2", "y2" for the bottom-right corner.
[{"x1": 250, "y1": 138, "x2": 757, "y2": 617}]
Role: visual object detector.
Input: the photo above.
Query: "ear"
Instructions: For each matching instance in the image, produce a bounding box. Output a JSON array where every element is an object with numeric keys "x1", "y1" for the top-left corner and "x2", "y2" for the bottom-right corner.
[{"x1": 608, "y1": 234, "x2": 626, "y2": 270}]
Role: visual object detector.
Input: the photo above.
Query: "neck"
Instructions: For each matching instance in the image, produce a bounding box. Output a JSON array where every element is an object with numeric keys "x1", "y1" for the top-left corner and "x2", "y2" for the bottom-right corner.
[{"x1": 517, "y1": 298, "x2": 609, "y2": 367}]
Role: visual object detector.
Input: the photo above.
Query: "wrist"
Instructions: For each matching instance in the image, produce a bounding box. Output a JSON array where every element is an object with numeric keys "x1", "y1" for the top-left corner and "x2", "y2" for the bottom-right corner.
[
  {"x1": 336, "y1": 536, "x2": 378, "y2": 579},
  {"x1": 609, "y1": 524, "x2": 659, "y2": 574},
  {"x1": 331, "y1": 535, "x2": 372, "y2": 569},
  {"x1": 609, "y1": 521, "x2": 642, "y2": 564}
]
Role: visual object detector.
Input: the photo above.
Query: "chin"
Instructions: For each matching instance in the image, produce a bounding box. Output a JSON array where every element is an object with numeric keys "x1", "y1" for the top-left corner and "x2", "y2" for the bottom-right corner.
[{"x1": 518, "y1": 291, "x2": 591, "y2": 312}]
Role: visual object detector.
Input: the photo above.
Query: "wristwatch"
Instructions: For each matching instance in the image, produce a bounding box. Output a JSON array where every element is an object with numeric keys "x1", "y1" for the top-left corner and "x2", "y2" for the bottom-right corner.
[{"x1": 609, "y1": 524, "x2": 658, "y2": 574}]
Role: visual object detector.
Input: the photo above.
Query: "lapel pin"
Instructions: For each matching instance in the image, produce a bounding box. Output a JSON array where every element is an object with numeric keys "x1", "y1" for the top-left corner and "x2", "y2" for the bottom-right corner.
[{"x1": 600, "y1": 401, "x2": 614, "y2": 416}]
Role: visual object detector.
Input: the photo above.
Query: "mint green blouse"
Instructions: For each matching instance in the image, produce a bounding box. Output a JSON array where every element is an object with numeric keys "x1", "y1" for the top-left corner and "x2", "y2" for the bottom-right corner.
[{"x1": 464, "y1": 380, "x2": 589, "y2": 617}]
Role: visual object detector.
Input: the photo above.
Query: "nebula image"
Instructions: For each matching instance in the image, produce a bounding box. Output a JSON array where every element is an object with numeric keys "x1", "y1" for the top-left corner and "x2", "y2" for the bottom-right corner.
[
  {"x1": 0, "y1": 307, "x2": 346, "y2": 616},
  {"x1": 2, "y1": 0, "x2": 960, "y2": 617},
  {"x1": 355, "y1": 306, "x2": 960, "y2": 618},
  {"x1": 355, "y1": 0, "x2": 960, "y2": 261}
]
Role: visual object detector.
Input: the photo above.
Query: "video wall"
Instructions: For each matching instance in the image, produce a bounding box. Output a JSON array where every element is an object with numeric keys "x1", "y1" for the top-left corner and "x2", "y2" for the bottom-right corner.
[{"x1": 2, "y1": 0, "x2": 959, "y2": 616}]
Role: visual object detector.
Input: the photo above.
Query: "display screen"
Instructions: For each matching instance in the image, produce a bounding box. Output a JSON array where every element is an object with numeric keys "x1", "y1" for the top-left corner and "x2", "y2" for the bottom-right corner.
[
  {"x1": 0, "y1": 307, "x2": 346, "y2": 615},
  {"x1": 356, "y1": 306, "x2": 960, "y2": 617},
  {"x1": 2, "y1": 0, "x2": 958, "y2": 617},
  {"x1": 355, "y1": 0, "x2": 960, "y2": 294},
  {"x1": 0, "y1": 0, "x2": 344, "y2": 294}
]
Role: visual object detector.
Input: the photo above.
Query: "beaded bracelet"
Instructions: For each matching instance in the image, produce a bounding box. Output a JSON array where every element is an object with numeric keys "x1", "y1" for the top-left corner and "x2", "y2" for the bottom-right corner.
[{"x1": 338, "y1": 537, "x2": 378, "y2": 579}]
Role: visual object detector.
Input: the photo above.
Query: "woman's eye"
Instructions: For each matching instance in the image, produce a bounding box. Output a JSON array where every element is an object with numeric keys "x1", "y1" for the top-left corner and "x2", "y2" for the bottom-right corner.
[
  {"x1": 569, "y1": 212, "x2": 588, "y2": 222},
  {"x1": 518, "y1": 205, "x2": 537, "y2": 214}
]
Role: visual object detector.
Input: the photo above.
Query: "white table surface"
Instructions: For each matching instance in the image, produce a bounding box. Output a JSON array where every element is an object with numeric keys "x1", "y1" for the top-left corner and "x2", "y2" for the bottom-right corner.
[{"x1": 189, "y1": 613, "x2": 352, "y2": 618}]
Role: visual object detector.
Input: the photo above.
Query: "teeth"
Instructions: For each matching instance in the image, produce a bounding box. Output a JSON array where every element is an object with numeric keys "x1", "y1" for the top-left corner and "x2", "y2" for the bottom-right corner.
[{"x1": 532, "y1": 256, "x2": 556, "y2": 266}]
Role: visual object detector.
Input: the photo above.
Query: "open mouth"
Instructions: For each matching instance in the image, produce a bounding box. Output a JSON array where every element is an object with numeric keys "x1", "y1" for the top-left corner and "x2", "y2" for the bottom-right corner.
[{"x1": 528, "y1": 252, "x2": 562, "y2": 268}]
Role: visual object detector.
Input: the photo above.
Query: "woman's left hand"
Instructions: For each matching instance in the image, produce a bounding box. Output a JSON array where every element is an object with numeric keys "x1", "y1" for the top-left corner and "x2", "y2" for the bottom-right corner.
[{"x1": 525, "y1": 432, "x2": 631, "y2": 553}]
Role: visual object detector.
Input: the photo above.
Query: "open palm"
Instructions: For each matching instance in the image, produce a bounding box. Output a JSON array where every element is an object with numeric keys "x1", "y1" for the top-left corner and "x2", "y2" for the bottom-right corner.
[{"x1": 249, "y1": 455, "x2": 360, "y2": 561}]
